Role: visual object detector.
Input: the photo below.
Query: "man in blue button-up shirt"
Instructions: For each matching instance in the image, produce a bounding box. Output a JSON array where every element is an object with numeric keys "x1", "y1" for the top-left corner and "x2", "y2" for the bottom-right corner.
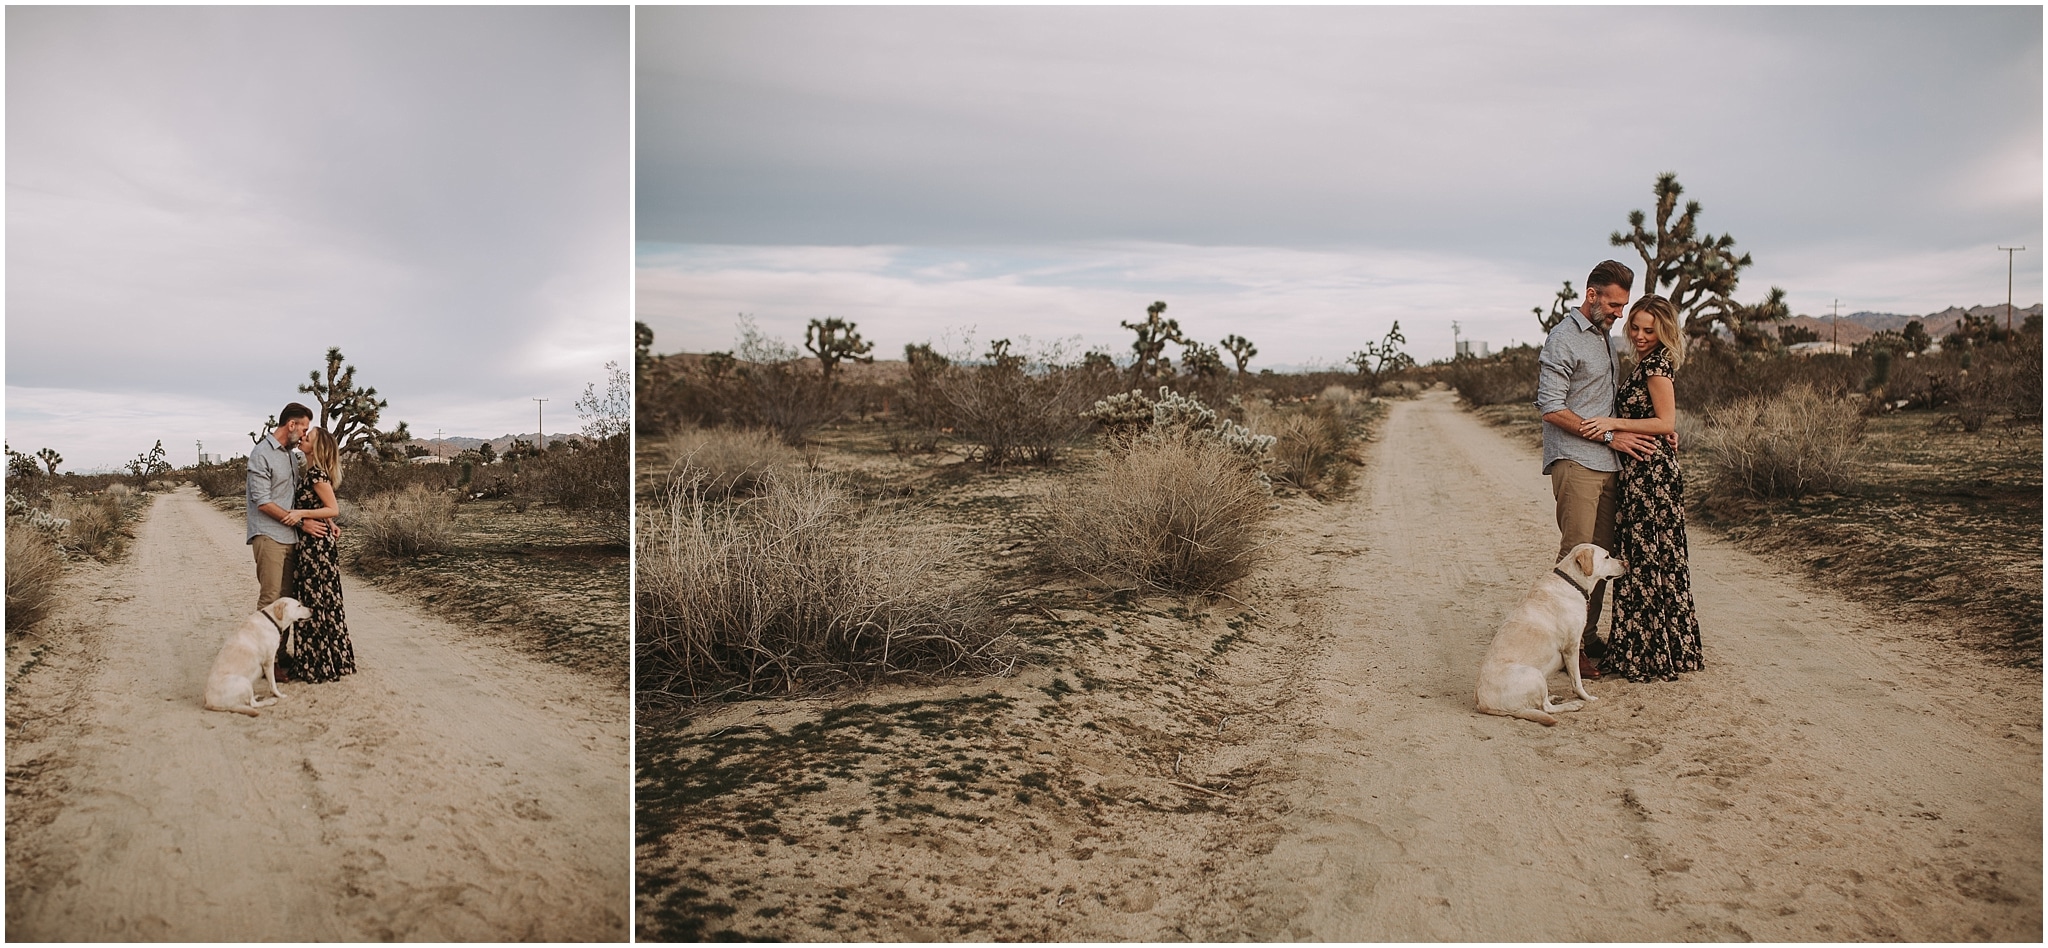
[{"x1": 1535, "y1": 260, "x2": 1660, "y2": 675}]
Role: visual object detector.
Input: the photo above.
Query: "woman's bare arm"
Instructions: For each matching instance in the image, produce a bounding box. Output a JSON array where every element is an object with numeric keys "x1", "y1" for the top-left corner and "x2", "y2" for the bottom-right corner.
[{"x1": 1577, "y1": 375, "x2": 1676, "y2": 437}]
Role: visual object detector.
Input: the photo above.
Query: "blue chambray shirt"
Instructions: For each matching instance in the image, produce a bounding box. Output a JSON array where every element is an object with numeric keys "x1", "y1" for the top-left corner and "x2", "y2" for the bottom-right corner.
[
  {"x1": 246, "y1": 432, "x2": 303, "y2": 545},
  {"x1": 1535, "y1": 308, "x2": 1621, "y2": 474}
]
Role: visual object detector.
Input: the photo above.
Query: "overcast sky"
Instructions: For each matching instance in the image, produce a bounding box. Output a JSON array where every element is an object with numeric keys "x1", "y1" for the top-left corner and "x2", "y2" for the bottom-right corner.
[
  {"x1": 8, "y1": 6, "x2": 627, "y2": 472},
  {"x1": 637, "y1": 6, "x2": 2042, "y2": 369}
]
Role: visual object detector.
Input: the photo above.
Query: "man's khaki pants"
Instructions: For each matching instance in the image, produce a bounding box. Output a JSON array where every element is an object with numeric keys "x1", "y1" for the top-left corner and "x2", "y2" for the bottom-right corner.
[
  {"x1": 1550, "y1": 460, "x2": 1617, "y2": 658},
  {"x1": 252, "y1": 536, "x2": 296, "y2": 610}
]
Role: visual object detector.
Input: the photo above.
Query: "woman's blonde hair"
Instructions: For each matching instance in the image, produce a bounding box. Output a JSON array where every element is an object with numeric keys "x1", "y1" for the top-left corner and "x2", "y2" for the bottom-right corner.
[
  {"x1": 302, "y1": 426, "x2": 343, "y2": 489},
  {"x1": 1627, "y1": 294, "x2": 1686, "y2": 370}
]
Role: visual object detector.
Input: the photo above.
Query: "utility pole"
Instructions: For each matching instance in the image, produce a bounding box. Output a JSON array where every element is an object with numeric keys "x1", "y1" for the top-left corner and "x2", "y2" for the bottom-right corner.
[
  {"x1": 533, "y1": 398, "x2": 548, "y2": 451},
  {"x1": 435, "y1": 428, "x2": 444, "y2": 461},
  {"x1": 1999, "y1": 246, "x2": 2026, "y2": 333},
  {"x1": 196, "y1": 440, "x2": 204, "y2": 466},
  {"x1": 1831, "y1": 299, "x2": 1840, "y2": 349}
]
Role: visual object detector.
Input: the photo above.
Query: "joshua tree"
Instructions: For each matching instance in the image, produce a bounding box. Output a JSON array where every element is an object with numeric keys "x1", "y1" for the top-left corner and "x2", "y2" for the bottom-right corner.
[
  {"x1": 1608, "y1": 172, "x2": 1761, "y2": 342},
  {"x1": 1121, "y1": 301, "x2": 1185, "y2": 381},
  {"x1": 126, "y1": 440, "x2": 170, "y2": 482},
  {"x1": 635, "y1": 320, "x2": 655, "y2": 373},
  {"x1": 1779, "y1": 323, "x2": 1820, "y2": 346},
  {"x1": 34, "y1": 448, "x2": 62, "y2": 476},
  {"x1": 804, "y1": 317, "x2": 875, "y2": 384},
  {"x1": 1534, "y1": 280, "x2": 1580, "y2": 332},
  {"x1": 1180, "y1": 341, "x2": 1228, "y2": 379},
  {"x1": 1349, "y1": 321, "x2": 1415, "y2": 387},
  {"x1": 1902, "y1": 320, "x2": 1931, "y2": 355},
  {"x1": 1724, "y1": 286, "x2": 1793, "y2": 352},
  {"x1": 299, "y1": 347, "x2": 412, "y2": 458},
  {"x1": 5, "y1": 444, "x2": 40, "y2": 480},
  {"x1": 1220, "y1": 334, "x2": 1258, "y2": 376}
]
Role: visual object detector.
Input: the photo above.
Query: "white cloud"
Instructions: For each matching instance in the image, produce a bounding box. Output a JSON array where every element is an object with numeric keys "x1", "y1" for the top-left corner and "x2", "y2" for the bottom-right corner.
[{"x1": 636, "y1": 243, "x2": 1577, "y2": 369}]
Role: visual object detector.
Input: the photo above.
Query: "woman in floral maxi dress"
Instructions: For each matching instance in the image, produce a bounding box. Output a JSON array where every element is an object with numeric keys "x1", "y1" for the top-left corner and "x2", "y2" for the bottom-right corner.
[
  {"x1": 1578, "y1": 295, "x2": 1703, "y2": 682},
  {"x1": 278, "y1": 426, "x2": 357, "y2": 682}
]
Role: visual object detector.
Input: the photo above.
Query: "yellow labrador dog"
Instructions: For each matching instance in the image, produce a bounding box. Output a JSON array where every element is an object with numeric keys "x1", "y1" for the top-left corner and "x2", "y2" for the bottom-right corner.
[
  {"x1": 203, "y1": 597, "x2": 311, "y2": 717},
  {"x1": 1475, "y1": 544, "x2": 1627, "y2": 726}
]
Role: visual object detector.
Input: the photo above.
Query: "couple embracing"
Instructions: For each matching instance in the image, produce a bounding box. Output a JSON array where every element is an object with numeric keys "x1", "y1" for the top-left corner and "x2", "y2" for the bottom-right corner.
[
  {"x1": 246, "y1": 402, "x2": 357, "y2": 683},
  {"x1": 1537, "y1": 260, "x2": 1703, "y2": 683}
]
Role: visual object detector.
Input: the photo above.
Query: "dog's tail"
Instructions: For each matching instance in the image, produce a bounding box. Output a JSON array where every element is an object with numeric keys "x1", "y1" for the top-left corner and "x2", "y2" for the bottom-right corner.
[
  {"x1": 1478, "y1": 706, "x2": 1559, "y2": 727},
  {"x1": 204, "y1": 701, "x2": 261, "y2": 718},
  {"x1": 1507, "y1": 707, "x2": 1559, "y2": 727}
]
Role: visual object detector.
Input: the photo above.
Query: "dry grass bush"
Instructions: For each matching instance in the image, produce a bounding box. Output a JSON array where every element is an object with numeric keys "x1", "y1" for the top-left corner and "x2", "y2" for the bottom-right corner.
[
  {"x1": 1694, "y1": 384, "x2": 1865, "y2": 500},
  {"x1": 1258, "y1": 396, "x2": 1354, "y2": 497},
  {"x1": 935, "y1": 354, "x2": 1113, "y2": 465},
  {"x1": 535, "y1": 438, "x2": 630, "y2": 545},
  {"x1": 1042, "y1": 436, "x2": 1273, "y2": 593},
  {"x1": 1443, "y1": 346, "x2": 1540, "y2": 407},
  {"x1": 50, "y1": 491, "x2": 128, "y2": 560},
  {"x1": 664, "y1": 426, "x2": 801, "y2": 500},
  {"x1": 352, "y1": 483, "x2": 456, "y2": 558},
  {"x1": 636, "y1": 470, "x2": 1006, "y2": 702},
  {"x1": 6, "y1": 526, "x2": 66, "y2": 632}
]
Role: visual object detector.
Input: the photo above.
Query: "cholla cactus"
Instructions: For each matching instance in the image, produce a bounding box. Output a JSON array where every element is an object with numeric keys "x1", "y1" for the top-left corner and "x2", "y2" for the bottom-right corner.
[
  {"x1": 1082, "y1": 386, "x2": 1275, "y2": 490},
  {"x1": 6, "y1": 492, "x2": 70, "y2": 535}
]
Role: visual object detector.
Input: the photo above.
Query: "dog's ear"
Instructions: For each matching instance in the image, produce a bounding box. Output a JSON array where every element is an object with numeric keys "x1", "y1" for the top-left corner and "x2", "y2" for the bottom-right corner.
[{"x1": 1574, "y1": 546, "x2": 1595, "y2": 576}]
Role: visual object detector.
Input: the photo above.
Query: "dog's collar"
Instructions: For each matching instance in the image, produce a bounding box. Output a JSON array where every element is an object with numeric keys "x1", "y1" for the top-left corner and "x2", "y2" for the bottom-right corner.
[
  {"x1": 1553, "y1": 567, "x2": 1595, "y2": 599},
  {"x1": 263, "y1": 609, "x2": 286, "y2": 633}
]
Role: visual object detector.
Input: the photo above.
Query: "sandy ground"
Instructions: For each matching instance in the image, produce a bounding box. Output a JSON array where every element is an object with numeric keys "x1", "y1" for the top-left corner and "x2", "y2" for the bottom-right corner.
[
  {"x1": 6, "y1": 487, "x2": 628, "y2": 941},
  {"x1": 1188, "y1": 389, "x2": 2042, "y2": 940},
  {"x1": 647, "y1": 388, "x2": 2040, "y2": 941}
]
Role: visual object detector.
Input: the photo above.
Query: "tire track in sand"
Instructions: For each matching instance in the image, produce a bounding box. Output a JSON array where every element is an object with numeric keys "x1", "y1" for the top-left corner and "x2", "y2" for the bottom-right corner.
[
  {"x1": 6, "y1": 486, "x2": 627, "y2": 941},
  {"x1": 1197, "y1": 389, "x2": 2039, "y2": 941}
]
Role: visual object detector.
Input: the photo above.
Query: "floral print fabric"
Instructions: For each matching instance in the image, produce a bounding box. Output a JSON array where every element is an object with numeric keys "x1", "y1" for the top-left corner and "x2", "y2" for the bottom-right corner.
[
  {"x1": 282, "y1": 464, "x2": 357, "y2": 683},
  {"x1": 1607, "y1": 347, "x2": 1704, "y2": 682}
]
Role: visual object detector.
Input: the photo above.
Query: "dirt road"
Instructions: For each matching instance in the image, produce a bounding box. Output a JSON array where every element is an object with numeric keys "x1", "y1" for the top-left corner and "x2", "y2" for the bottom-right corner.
[
  {"x1": 6, "y1": 487, "x2": 628, "y2": 941},
  {"x1": 1195, "y1": 389, "x2": 2041, "y2": 940}
]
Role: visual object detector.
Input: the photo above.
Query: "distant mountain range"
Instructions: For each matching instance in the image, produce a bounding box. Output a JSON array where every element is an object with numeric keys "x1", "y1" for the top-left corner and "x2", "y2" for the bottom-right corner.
[
  {"x1": 1777, "y1": 302, "x2": 2041, "y2": 347},
  {"x1": 402, "y1": 432, "x2": 586, "y2": 456}
]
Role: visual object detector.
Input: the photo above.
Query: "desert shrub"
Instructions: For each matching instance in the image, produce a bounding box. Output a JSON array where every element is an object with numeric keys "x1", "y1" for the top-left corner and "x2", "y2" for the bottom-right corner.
[
  {"x1": 1082, "y1": 387, "x2": 1276, "y2": 486},
  {"x1": 1676, "y1": 348, "x2": 1864, "y2": 412},
  {"x1": 637, "y1": 355, "x2": 737, "y2": 435},
  {"x1": 536, "y1": 438, "x2": 629, "y2": 545},
  {"x1": 1264, "y1": 400, "x2": 1354, "y2": 496},
  {"x1": 6, "y1": 526, "x2": 66, "y2": 632},
  {"x1": 1694, "y1": 384, "x2": 1864, "y2": 499},
  {"x1": 1042, "y1": 436, "x2": 1273, "y2": 593},
  {"x1": 192, "y1": 458, "x2": 250, "y2": 500},
  {"x1": 934, "y1": 344, "x2": 1113, "y2": 465},
  {"x1": 1314, "y1": 384, "x2": 1374, "y2": 426},
  {"x1": 338, "y1": 457, "x2": 463, "y2": 502},
  {"x1": 1931, "y1": 336, "x2": 2043, "y2": 432},
  {"x1": 50, "y1": 491, "x2": 128, "y2": 560},
  {"x1": 664, "y1": 426, "x2": 802, "y2": 500},
  {"x1": 732, "y1": 358, "x2": 851, "y2": 445},
  {"x1": 1245, "y1": 369, "x2": 1366, "y2": 403},
  {"x1": 352, "y1": 483, "x2": 456, "y2": 558},
  {"x1": 1444, "y1": 345, "x2": 1540, "y2": 407},
  {"x1": 637, "y1": 470, "x2": 1006, "y2": 702}
]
